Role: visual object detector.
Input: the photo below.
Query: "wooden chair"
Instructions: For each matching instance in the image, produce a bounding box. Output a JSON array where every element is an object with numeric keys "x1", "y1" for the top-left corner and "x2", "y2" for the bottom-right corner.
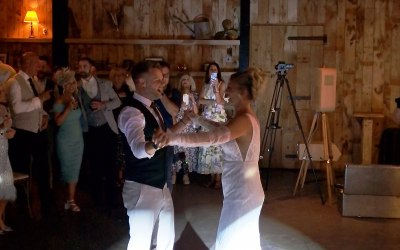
[{"x1": 13, "y1": 172, "x2": 32, "y2": 218}]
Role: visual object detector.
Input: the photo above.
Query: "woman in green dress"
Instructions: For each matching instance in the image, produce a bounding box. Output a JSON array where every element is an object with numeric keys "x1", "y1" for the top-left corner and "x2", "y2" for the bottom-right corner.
[{"x1": 53, "y1": 69, "x2": 83, "y2": 212}]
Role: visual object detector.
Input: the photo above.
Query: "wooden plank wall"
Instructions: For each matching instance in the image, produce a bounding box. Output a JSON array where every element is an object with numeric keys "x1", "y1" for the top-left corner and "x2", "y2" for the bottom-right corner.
[
  {"x1": 251, "y1": 25, "x2": 326, "y2": 169},
  {"x1": 251, "y1": 0, "x2": 400, "y2": 169},
  {"x1": 68, "y1": 0, "x2": 239, "y2": 39},
  {"x1": 0, "y1": 0, "x2": 52, "y2": 70},
  {"x1": 67, "y1": 0, "x2": 241, "y2": 88},
  {"x1": 0, "y1": 41, "x2": 52, "y2": 69},
  {"x1": 1, "y1": 0, "x2": 399, "y2": 169},
  {"x1": 0, "y1": 0, "x2": 52, "y2": 39}
]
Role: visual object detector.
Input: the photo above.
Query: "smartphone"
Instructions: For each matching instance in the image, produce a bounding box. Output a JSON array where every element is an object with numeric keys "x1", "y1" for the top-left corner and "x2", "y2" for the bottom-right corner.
[
  {"x1": 211, "y1": 72, "x2": 218, "y2": 82},
  {"x1": 183, "y1": 94, "x2": 189, "y2": 105}
]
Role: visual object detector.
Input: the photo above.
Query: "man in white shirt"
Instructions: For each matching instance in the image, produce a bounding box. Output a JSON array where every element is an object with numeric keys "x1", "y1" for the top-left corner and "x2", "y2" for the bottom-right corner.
[
  {"x1": 7, "y1": 52, "x2": 52, "y2": 219},
  {"x1": 118, "y1": 60, "x2": 188, "y2": 250}
]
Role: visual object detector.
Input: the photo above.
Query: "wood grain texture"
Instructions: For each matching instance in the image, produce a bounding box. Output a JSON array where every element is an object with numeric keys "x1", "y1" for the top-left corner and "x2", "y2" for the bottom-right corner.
[
  {"x1": 249, "y1": 0, "x2": 399, "y2": 169},
  {"x1": 250, "y1": 24, "x2": 324, "y2": 168},
  {"x1": 2, "y1": 0, "x2": 399, "y2": 169}
]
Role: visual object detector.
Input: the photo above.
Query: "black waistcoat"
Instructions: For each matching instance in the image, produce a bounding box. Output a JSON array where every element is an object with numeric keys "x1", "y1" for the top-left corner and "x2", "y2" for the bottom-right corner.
[{"x1": 121, "y1": 98, "x2": 167, "y2": 189}]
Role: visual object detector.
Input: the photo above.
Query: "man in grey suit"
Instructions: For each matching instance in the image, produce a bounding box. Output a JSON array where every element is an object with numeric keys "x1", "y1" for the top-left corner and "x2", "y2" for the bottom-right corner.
[{"x1": 77, "y1": 57, "x2": 121, "y2": 207}]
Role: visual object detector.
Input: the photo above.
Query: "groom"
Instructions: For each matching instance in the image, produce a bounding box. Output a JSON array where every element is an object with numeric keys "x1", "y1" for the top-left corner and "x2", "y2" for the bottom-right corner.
[{"x1": 118, "y1": 60, "x2": 188, "y2": 250}]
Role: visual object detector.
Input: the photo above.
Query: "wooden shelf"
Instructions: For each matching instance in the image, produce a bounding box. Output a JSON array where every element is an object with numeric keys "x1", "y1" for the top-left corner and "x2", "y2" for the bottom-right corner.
[
  {"x1": 65, "y1": 38, "x2": 240, "y2": 46},
  {"x1": 0, "y1": 38, "x2": 52, "y2": 43},
  {"x1": 96, "y1": 70, "x2": 236, "y2": 78},
  {"x1": 171, "y1": 71, "x2": 236, "y2": 77}
]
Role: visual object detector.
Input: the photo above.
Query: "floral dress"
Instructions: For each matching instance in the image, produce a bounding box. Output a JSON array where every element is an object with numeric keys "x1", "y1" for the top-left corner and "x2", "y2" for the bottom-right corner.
[
  {"x1": 172, "y1": 92, "x2": 199, "y2": 174},
  {"x1": 0, "y1": 128, "x2": 16, "y2": 201},
  {"x1": 196, "y1": 83, "x2": 227, "y2": 174}
]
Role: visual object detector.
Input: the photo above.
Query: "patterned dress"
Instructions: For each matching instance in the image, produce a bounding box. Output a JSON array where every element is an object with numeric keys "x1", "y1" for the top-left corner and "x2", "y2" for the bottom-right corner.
[
  {"x1": 196, "y1": 83, "x2": 227, "y2": 174},
  {"x1": 172, "y1": 92, "x2": 199, "y2": 174},
  {"x1": 0, "y1": 128, "x2": 16, "y2": 201}
]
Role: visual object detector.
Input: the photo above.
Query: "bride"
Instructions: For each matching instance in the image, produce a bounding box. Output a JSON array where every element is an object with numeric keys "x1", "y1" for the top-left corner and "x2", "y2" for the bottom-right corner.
[{"x1": 153, "y1": 68, "x2": 267, "y2": 250}]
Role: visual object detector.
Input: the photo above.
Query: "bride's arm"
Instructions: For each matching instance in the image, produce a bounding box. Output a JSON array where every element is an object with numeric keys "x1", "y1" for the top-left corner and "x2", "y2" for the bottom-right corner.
[
  {"x1": 191, "y1": 114, "x2": 223, "y2": 130},
  {"x1": 154, "y1": 114, "x2": 252, "y2": 148}
]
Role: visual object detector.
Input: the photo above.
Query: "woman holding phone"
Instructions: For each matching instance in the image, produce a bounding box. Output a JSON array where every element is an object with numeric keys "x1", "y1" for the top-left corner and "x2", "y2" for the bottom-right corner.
[
  {"x1": 197, "y1": 62, "x2": 227, "y2": 189},
  {"x1": 171, "y1": 74, "x2": 199, "y2": 185}
]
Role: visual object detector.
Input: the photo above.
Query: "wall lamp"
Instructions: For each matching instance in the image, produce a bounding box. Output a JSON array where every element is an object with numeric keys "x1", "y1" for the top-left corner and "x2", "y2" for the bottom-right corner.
[{"x1": 24, "y1": 10, "x2": 39, "y2": 38}]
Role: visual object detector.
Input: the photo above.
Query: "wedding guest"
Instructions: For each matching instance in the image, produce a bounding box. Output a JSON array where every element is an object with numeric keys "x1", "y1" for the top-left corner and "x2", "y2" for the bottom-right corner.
[
  {"x1": 109, "y1": 65, "x2": 132, "y2": 119},
  {"x1": 0, "y1": 80, "x2": 16, "y2": 234},
  {"x1": 35, "y1": 55, "x2": 58, "y2": 112},
  {"x1": 197, "y1": 62, "x2": 227, "y2": 189},
  {"x1": 53, "y1": 69, "x2": 83, "y2": 212},
  {"x1": 7, "y1": 52, "x2": 52, "y2": 220},
  {"x1": 109, "y1": 65, "x2": 134, "y2": 203},
  {"x1": 171, "y1": 74, "x2": 199, "y2": 185},
  {"x1": 0, "y1": 63, "x2": 16, "y2": 225},
  {"x1": 77, "y1": 57, "x2": 121, "y2": 208},
  {"x1": 0, "y1": 63, "x2": 16, "y2": 101},
  {"x1": 121, "y1": 59, "x2": 135, "y2": 92},
  {"x1": 154, "y1": 61, "x2": 179, "y2": 192},
  {"x1": 153, "y1": 68, "x2": 267, "y2": 250},
  {"x1": 35, "y1": 55, "x2": 59, "y2": 196},
  {"x1": 392, "y1": 97, "x2": 400, "y2": 124}
]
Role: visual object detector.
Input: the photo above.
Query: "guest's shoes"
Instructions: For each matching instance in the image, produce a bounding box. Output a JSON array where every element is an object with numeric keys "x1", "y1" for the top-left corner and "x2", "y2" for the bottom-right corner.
[
  {"x1": 0, "y1": 226, "x2": 13, "y2": 234},
  {"x1": 172, "y1": 173, "x2": 177, "y2": 185},
  {"x1": 64, "y1": 200, "x2": 81, "y2": 212},
  {"x1": 214, "y1": 180, "x2": 222, "y2": 190},
  {"x1": 182, "y1": 174, "x2": 190, "y2": 185},
  {"x1": 2, "y1": 226, "x2": 13, "y2": 232},
  {"x1": 31, "y1": 200, "x2": 43, "y2": 221},
  {"x1": 202, "y1": 181, "x2": 214, "y2": 188}
]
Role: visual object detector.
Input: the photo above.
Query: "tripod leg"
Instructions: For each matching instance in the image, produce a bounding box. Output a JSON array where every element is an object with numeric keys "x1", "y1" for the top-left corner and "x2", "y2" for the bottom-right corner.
[
  {"x1": 285, "y1": 78, "x2": 325, "y2": 204},
  {"x1": 264, "y1": 127, "x2": 278, "y2": 190},
  {"x1": 260, "y1": 77, "x2": 285, "y2": 191}
]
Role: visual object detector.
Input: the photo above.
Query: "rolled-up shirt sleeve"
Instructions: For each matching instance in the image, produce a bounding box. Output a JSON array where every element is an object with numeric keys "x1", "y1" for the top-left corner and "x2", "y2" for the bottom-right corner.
[
  {"x1": 9, "y1": 79, "x2": 42, "y2": 114},
  {"x1": 118, "y1": 106, "x2": 153, "y2": 159}
]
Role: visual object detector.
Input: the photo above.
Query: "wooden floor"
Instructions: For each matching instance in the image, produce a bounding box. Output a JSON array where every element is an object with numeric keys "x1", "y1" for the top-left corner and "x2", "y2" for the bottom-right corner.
[{"x1": 1, "y1": 169, "x2": 400, "y2": 250}]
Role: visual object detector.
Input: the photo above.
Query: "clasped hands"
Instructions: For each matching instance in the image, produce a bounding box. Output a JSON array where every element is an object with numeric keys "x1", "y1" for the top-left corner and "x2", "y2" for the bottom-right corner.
[
  {"x1": 152, "y1": 110, "x2": 197, "y2": 149},
  {"x1": 90, "y1": 100, "x2": 105, "y2": 111}
]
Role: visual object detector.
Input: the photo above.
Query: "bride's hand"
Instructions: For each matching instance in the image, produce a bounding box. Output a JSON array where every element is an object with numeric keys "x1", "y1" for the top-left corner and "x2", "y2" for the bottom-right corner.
[
  {"x1": 152, "y1": 128, "x2": 170, "y2": 148},
  {"x1": 183, "y1": 110, "x2": 198, "y2": 122}
]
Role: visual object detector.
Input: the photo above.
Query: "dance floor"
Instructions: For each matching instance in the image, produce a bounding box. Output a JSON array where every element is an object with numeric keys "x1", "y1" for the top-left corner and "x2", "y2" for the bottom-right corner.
[{"x1": 1, "y1": 169, "x2": 399, "y2": 250}]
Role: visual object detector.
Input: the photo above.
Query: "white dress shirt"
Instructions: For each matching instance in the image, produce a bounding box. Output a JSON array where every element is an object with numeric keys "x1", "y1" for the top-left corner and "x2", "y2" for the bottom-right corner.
[
  {"x1": 118, "y1": 92, "x2": 164, "y2": 159},
  {"x1": 33, "y1": 76, "x2": 47, "y2": 94},
  {"x1": 9, "y1": 70, "x2": 42, "y2": 114},
  {"x1": 81, "y1": 76, "x2": 98, "y2": 98}
]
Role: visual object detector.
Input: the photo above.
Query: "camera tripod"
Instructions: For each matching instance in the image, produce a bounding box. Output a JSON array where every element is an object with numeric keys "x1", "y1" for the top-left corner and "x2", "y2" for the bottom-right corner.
[{"x1": 260, "y1": 65, "x2": 325, "y2": 204}]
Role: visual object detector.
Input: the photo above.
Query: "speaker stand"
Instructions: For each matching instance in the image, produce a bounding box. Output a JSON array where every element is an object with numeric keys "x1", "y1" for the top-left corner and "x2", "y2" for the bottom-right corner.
[{"x1": 293, "y1": 112, "x2": 336, "y2": 203}]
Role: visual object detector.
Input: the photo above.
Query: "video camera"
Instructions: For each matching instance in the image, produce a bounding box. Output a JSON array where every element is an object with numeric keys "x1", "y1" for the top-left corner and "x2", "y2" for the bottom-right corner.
[{"x1": 275, "y1": 61, "x2": 294, "y2": 75}]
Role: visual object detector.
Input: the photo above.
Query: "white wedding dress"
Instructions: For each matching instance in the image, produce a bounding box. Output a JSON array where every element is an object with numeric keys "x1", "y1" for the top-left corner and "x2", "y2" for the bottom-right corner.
[
  {"x1": 215, "y1": 113, "x2": 265, "y2": 250},
  {"x1": 171, "y1": 113, "x2": 265, "y2": 249}
]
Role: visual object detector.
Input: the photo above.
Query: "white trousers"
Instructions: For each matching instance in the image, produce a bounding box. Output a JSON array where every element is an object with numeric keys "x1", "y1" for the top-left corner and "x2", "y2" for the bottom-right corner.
[{"x1": 123, "y1": 181, "x2": 175, "y2": 250}]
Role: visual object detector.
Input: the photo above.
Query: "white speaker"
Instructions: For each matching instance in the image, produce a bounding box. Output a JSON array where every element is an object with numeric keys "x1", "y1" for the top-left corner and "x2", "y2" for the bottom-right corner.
[{"x1": 312, "y1": 68, "x2": 337, "y2": 112}]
